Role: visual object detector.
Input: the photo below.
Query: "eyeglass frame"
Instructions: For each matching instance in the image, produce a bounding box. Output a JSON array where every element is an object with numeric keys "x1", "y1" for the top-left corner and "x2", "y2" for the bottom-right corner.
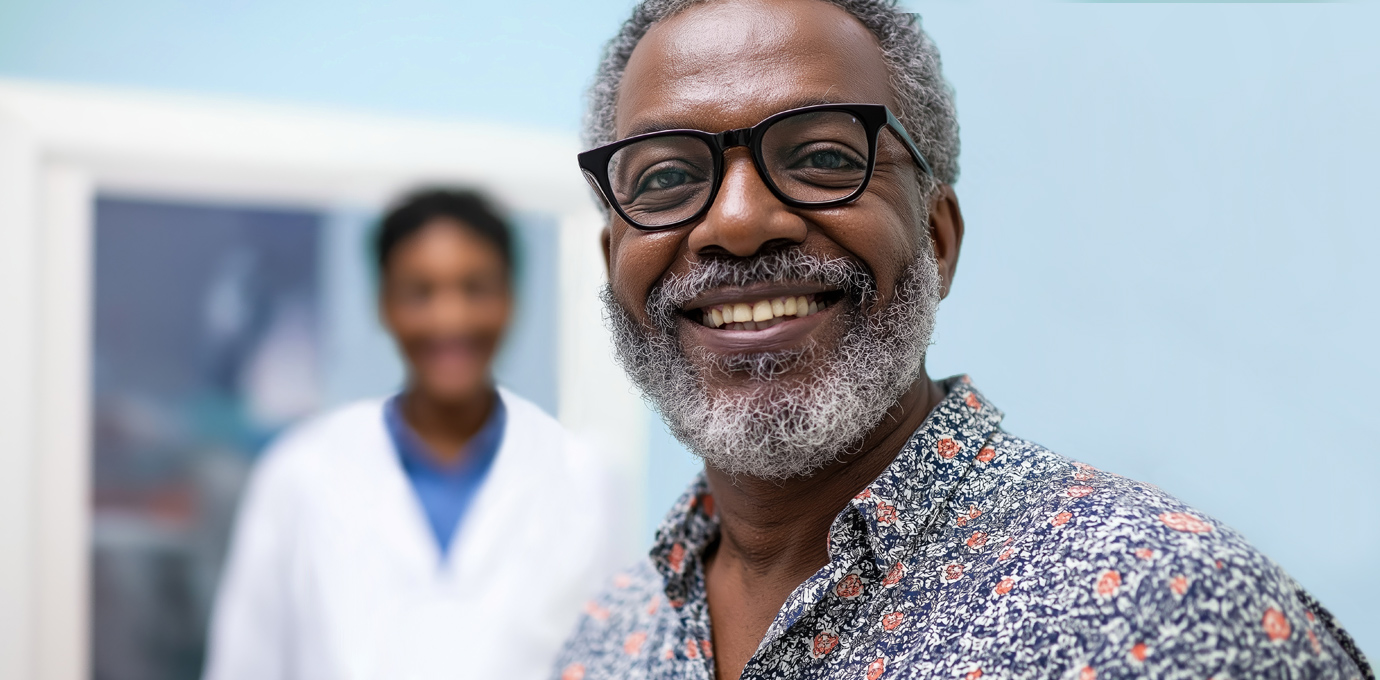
[{"x1": 576, "y1": 102, "x2": 934, "y2": 232}]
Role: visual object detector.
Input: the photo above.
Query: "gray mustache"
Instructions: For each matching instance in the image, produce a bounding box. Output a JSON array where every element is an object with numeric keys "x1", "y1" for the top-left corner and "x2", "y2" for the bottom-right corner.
[{"x1": 644, "y1": 249, "x2": 877, "y2": 331}]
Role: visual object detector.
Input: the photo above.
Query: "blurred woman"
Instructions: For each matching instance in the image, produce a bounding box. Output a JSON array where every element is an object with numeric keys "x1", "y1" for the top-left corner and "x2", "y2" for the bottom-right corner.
[{"x1": 204, "y1": 189, "x2": 621, "y2": 680}]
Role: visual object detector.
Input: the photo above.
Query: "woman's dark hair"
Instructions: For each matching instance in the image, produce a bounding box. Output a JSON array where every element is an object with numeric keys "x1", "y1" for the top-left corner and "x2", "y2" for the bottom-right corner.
[{"x1": 374, "y1": 188, "x2": 514, "y2": 276}]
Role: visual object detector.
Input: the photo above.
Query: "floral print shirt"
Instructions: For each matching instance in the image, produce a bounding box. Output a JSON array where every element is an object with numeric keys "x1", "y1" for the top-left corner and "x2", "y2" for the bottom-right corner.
[{"x1": 553, "y1": 377, "x2": 1373, "y2": 680}]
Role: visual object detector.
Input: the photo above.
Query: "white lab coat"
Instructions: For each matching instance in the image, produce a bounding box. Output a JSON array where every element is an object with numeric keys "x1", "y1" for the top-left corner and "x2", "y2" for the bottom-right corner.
[{"x1": 204, "y1": 388, "x2": 623, "y2": 680}]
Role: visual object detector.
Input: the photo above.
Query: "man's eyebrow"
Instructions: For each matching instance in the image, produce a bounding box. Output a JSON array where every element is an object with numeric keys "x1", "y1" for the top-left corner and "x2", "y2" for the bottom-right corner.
[{"x1": 620, "y1": 96, "x2": 856, "y2": 140}]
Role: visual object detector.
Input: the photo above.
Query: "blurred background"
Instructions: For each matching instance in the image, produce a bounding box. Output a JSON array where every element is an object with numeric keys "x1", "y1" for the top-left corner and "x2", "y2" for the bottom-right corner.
[{"x1": 0, "y1": 1, "x2": 1375, "y2": 679}]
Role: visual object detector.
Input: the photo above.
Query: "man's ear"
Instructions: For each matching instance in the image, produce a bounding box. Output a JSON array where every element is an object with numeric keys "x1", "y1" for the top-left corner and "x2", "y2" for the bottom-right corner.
[
  {"x1": 601, "y1": 226, "x2": 613, "y2": 279},
  {"x1": 927, "y1": 184, "x2": 964, "y2": 300}
]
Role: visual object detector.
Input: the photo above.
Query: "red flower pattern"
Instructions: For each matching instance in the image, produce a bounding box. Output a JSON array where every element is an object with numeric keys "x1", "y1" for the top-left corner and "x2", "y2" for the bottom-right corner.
[
  {"x1": 1067, "y1": 485, "x2": 1094, "y2": 498},
  {"x1": 876, "y1": 501, "x2": 898, "y2": 525},
  {"x1": 967, "y1": 531, "x2": 988, "y2": 549},
  {"x1": 584, "y1": 601, "x2": 610, "y2": 621},
  {"x1": 685, "y1": 639, "x2": 699, "y2": 659},
  {"x1": 1170, "y1": 576, "x2": 1189, "y2": 596},
  {"x1": 1079, "y1": 666, "x2": 1097, "y2": 680},
  {"x1": 1263, "y1": 608, "x2": 1291, "y2": 642},
  {"x1": 623, "y1": 632, "x2": 647, "y2": 656},
  {"x1": 881, "y1": 611, "x2": 904, "y2": 631},
  {"x1": 1131, "y1": 643, "x2": 1148, "y2": 662},
  {"x1": 836, "y1": 573, "x2": 864, "y2": 599},
  {"x1": 1308, "y1": 630, "x2": 1322, "y2": 654},
  {"x1": 943, "y1": 563, "x2": 964, "y2": 581},
  {"x1": 1096, "y1": 570, "x2": 1121, "y2": 598},
  {"x1": 965, "y1": 668, "x2": 983, "y2": 680},
  {"x1": 977, "y1": 446, "x2": 996, "y2": 463},
  {"x1": 998, "y1": 548, "x2": 1014, "y2": 561},
  {"x1": 561, "y1": 663, "x2": 585, "y2": 680},
  {"x1": 812, "y1": 631, "x2": 840, "y2": 658},
  {"x1": 701, "y1": 640, "x2": 713, "y2": 659},
  {"x1": 1158, "y1": 512, "x2": 1212, "y2": 534},
  {"x1": 1052, "y1": 511, "x2": 1073, "y2": 527},
  {"x1": 995, "y1": 577, "x2": 1015, "y2": 595},
  {"x1": 866, "y1": 658, "x2": 886, "y2": 680},
  {"x1": 1134, "y1": 548, "x2": 1154, "y2": 560},
  {"x1": 965, "y1": 393, "x2": 981, "y2": 409},
  {"x1": 937, "y1": 437, "x2": 961, "y2": 459}
]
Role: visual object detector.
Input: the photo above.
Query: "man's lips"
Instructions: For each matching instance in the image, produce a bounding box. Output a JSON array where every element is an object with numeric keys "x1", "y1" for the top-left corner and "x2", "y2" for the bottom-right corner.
[{"x1": 678, "y1": 300, "x2": 840, "y2": 354}]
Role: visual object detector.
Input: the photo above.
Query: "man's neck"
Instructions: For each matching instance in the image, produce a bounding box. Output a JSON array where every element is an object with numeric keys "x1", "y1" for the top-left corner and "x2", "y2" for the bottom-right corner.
[
  {"x1": 701, "y1": 372, "x2": 946, "y2": 679},
  {"x1": 704, "y1": 373, "x2": 944, "y2": 576},
  {"x1": 399, "y1": 387, "x2": 495, "y2": 465}
]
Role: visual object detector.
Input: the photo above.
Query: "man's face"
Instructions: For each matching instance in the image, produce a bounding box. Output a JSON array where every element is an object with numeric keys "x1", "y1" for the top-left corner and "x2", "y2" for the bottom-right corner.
[{"x1": 604, "y1": 0, "x2": 959, "y2": 478}]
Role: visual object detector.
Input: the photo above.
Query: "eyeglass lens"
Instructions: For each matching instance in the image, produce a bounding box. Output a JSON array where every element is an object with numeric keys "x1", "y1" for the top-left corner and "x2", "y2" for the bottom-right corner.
[{"x1": 607, "y1": 110, "x2": 870, "y2": 228}]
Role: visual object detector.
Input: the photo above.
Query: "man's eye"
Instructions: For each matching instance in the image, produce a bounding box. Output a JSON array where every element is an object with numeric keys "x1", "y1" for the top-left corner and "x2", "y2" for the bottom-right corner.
[
  {"x1": 640, "y1": 169, "x2": 690, "y2": 192},
  {"x1": 805, "y1": 149, "x2": 857, "y2": 170}
]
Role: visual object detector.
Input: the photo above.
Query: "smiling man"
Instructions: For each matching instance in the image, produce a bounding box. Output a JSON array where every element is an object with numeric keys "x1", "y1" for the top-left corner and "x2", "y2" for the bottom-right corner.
[{"x1": 553, "y1": 1, "x2": 1373, "y2": 679}]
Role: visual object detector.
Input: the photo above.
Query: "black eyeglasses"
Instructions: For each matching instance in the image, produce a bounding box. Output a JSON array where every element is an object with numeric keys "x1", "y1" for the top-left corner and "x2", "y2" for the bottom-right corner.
[{"x1": 577, "y1": 103, "x2": 932, "y2": 231}]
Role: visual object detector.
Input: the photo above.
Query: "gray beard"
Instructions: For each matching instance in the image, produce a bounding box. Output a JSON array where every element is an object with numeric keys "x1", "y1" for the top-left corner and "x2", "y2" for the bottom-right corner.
[{"x1": 603, "y1": 247, "x2": 942, "y2": 480}]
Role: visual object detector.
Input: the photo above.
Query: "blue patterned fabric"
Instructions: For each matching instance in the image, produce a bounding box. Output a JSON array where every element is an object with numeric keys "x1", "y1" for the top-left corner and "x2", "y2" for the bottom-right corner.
[
  {"x1": 385, "y1": 393, "x2": 506, "y2": 557},
  {"x1": 553, "y1": 377, "x2": 1372, "y2": 680}
]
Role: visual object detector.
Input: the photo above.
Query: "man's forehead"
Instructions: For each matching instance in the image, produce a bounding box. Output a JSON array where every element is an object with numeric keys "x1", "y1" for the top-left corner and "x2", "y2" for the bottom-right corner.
[{"x1": 615, "y1": 0, "x2": 894, "y2": 139}]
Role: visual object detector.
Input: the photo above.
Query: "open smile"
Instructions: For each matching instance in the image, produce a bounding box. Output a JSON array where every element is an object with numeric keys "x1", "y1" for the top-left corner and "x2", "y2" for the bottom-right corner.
[
  {"x1": 690, "y1": 291, "x2": 839, "y2": 331},
  {"x1": 678, "y1": 285, "x2": 846, "y2": 354}
]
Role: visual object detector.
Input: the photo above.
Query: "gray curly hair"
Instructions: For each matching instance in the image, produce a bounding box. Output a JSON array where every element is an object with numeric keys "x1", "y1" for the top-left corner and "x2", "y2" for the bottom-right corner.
[{"x1": 583, "y1": 0, "x2": 960, "y2": 191}]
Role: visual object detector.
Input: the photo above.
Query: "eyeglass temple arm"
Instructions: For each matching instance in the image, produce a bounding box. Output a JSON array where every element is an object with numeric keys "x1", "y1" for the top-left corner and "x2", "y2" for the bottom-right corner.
[{"x1": 884, "y1": 109, "x2": 934, "y2": 178}]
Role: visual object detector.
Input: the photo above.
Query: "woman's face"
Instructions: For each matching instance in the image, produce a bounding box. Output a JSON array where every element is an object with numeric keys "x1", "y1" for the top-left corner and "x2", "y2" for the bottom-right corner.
[{"x1": 380, "y1": 218, "x2": 512, "y2": 403}]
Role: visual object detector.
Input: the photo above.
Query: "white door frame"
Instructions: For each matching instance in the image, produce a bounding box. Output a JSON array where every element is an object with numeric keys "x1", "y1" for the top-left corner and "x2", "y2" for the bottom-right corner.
[{"x1": 0, "y1": 78, "x2": 645, "y2": 680}]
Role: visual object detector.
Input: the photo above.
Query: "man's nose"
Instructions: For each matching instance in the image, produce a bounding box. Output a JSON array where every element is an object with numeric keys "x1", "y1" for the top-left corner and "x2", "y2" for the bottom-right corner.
[{"x1": 686, "y1": 150, "x2": 807, "y2": 257}]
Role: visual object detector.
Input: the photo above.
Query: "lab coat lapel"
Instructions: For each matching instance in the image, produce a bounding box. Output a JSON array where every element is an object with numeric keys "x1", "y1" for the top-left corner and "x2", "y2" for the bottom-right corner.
[
  {"x1": 350, "y1": 405, "x2": 443, "y2": 574},
  {"x1": 443, "y1": 389, "x2": 540, "y2": 584}
]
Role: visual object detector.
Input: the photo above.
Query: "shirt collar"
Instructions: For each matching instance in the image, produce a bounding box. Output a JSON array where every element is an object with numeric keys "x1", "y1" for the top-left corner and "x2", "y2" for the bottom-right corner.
[
  {"x1": 384, "y1": 391, "x2": 508, "y2": 476},
  {"x1": 648, "y1": 375, "x2": 1004, "y2": 594},
  {"x1": 840, "y1": 375, "x2": 1004, "y2": 572}
]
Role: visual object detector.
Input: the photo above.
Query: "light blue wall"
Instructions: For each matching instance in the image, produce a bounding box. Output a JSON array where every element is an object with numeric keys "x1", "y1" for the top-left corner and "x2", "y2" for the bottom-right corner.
[
  {"x1": 0, "y1": 0, "x2": 632, "y2": 134},
  {"x1": 916, "y1": 1, "x2": 1380, "y2": 652},
  {"x1": 4, "y1": 0, "x2": 1375, "y2": 652}
]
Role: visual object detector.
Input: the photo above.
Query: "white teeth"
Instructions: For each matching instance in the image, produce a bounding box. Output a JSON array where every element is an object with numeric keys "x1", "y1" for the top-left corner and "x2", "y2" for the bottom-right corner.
[
  {"x1": 698, "y1": 293, "x2": 833, "y2": 329},
  {"x1": 752, "y1": 300, "x2": 773, "y2": 322}
]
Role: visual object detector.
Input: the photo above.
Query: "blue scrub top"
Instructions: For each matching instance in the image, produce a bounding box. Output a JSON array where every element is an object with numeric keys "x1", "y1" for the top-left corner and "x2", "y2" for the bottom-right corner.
[{"x1": 384, "y1": 392, "x2": 507, "y2": 558}]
